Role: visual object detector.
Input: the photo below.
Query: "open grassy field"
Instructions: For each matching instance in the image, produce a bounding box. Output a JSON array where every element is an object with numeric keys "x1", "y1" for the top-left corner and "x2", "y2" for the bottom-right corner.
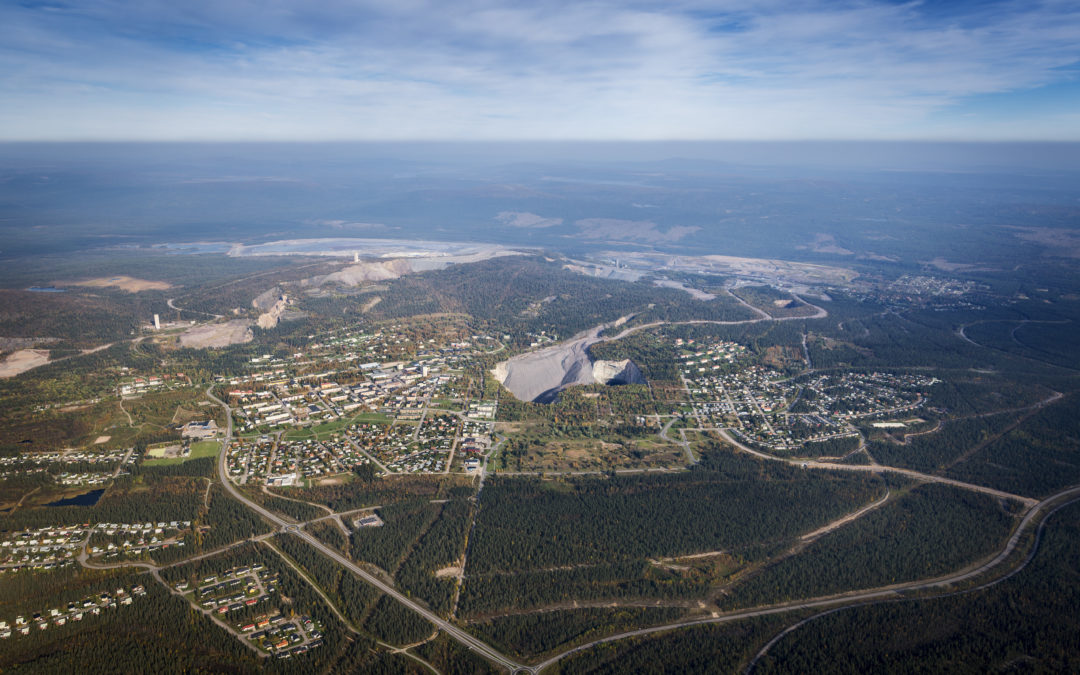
[
  {"x1": 121, "y1": 387, "x2": 224, "y2": 436},
  {"x1": 351, "y1": 411, "x2": 394, "y2": 423},
  {"x1": 306, "y1": 418, "x2": 353, "y2": 437},
  {"x1": 143, "y1": 440, "x2": 221, "y2": 466},
  {"x1": 283, "y1": 412, "x2": 391, "y2": 441},
  {"x1": 497, "y1": 433, "x2": 686, "y2": 473}
]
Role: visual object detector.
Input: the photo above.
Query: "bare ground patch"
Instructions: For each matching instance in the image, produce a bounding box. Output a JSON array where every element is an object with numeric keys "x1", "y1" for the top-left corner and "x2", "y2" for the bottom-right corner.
[
  {"x1": 517, "y1": 437, "x2": 684, "y2": 472},
  {"x1": 70, "y1": 276, "x2": 173, "y2": 292},
  {"x1": 179, "y1": 320, "x2": 253, "y2": 348},
  {"x1": 0, "y1": 349, "x2": 51, "y2": 378}
]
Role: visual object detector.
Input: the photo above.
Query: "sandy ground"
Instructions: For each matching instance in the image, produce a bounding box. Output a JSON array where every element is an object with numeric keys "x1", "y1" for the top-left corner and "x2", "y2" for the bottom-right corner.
[
  {"x1": 564, "y1": 263, "x2": 645, "y2": 282},
  {"x1": 227, "y1": 237, "x2": 521, "y2": 259},
  {"x1": 435, "y1": 566, "x2": 462, "y2": 578},
  {"x1": 312, "y1": 259, "x2": 414, "y2": 286},
  {"x1": 304, "y1": 250, "x2": 523, "y2": 288},
  {"x1": 94, "y1": 436, "x2": 111, "y2": 444},
  {"x1": 590, "y1": 251, "x2": 857, "y2": 286},
  {"x1": 257, "y1": 298, "x2": 288, "y2": 329},
  {"x1": 179, "y1": 320, "x2": 254, "y2": 348},
  {"x1": 494, "y1": 320, "x2": 626, "y2": 402},
  {"x1": 653, "y1": 279, "x2": 716, "y2": 300},
  {"x1": 147, "y1": 444, "x2": 183, "y2": 458},
  {"x1": 252, "y1": 286, "x2": 283, "y2": 310},
  {"x1": 496, "y1": 291, "x2": 826, "y2": 403},
  {"x1": 494, "y1": 335, "x2": 595, "y2": 403},
  {"x1": 71, "y1": 276, "x2": 172, "y2": 292},
  {"x1": 0, "y1": 349, "x2": 51, "y2": 378}
]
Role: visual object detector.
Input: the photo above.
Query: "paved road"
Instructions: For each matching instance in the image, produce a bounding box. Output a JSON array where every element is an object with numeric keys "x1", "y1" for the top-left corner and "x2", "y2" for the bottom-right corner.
[
  {"x1": 715, "y1": 429, "x2": 1038, "y2": 507},
  {"x1": 166, "y1": 297, "x2": 223, "y2": 320},
  {"x1": 599, "y1": 299, "x2": 828, "y2": 345},
  {"x1": 345, "y1": 435, "x2": 392, "y2": 474},
  {"x1": 265, "y1": 538, "x2": 363, "y2": 633},
  {"x1": 496, "y1": 300, "x2": 828, "y2": 404},
  {"x1": 206, "y1": 386, "x2": 528, "y2": 673},
  {"x1": 744, "y1": 485, "x2": 1080, "y2": 673},
  {"x1": 531, "y1": 483, "x2": 1080, "y2": 673},
  {"x1": 78, "y1": 532, "x2": 276, "y2": 573},
  {"x1": 82, "y1": 382, "x2": 1061, "y2": 674},
  {"x1": 957, "y1": 318, "x2": 1079, "y2": 373},
  {"x1": 204, "y1": 380, "x2": 1058, "y2": 673},
  {"x1": 64, "y1": 300, "x2": 1070, "y2": 672},
  {"x1": 478, "y1": 434, "x2": 506, "y2": 495},
  {"x1": 660, "y1": 416, "x2": 697, "y2": 464}
]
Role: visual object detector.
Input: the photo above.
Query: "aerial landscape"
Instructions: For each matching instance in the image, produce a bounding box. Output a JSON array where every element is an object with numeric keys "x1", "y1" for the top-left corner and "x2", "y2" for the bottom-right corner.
[{"x1": 2, "y1": 1, "x2": 1080, "y2": 673}]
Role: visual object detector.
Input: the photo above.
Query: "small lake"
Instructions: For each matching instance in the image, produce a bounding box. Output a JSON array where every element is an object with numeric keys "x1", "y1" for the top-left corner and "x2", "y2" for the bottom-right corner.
[
  {"x1": 46, "y1": 489, "x2": 104, "y2": 507},
  {"x1": 26, "y1": 286, "x2": 67, "y2": 293}
]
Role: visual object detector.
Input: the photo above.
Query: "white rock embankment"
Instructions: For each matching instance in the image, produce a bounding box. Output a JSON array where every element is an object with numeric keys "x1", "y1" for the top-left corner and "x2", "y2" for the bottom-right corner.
[
  {"x1": 592, "y1": 359, "x2": 645, "y2": 385},
  {"x1": 493, "y1": 316, "x2": 641, "y2": 403}
]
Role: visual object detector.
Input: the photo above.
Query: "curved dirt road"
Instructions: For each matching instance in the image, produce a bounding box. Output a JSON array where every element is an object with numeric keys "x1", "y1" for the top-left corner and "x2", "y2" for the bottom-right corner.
[{"x1": 531, "y1": 483, "x2": 1080, "y2": 673}]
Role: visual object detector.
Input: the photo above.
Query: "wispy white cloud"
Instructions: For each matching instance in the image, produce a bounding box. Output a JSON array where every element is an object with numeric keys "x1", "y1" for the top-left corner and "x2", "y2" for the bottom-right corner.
[{"x1": 0, "y1": 1, "x2": 1078, "y2": 140}]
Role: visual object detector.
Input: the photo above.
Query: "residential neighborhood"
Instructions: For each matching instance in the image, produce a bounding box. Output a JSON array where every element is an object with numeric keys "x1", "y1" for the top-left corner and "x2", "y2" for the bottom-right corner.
[{"x1": 682, "y1": 340, "x2": 938, "y2": 454}]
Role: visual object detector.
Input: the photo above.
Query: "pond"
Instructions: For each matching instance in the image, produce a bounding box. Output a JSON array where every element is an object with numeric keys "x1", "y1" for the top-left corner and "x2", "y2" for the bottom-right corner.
[{"x1": 45, "y1": 489, "x2": 105, "y2": 507}]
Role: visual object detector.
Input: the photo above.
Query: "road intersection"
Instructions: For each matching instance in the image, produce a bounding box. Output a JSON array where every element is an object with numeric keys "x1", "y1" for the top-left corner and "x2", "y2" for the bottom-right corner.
[{"x1": 67, "y1": 384, "x2": 1076, "y2": 672}]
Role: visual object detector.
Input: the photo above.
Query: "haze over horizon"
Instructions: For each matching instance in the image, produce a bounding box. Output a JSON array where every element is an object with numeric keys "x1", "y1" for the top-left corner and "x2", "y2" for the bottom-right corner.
[{"x1": 2, "y1": 0, "x2": 1079, "y2": 142}]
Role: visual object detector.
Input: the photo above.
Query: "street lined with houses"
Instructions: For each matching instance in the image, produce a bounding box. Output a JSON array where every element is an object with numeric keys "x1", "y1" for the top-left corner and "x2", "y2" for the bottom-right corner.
[{"x1": 9, "y1": 300, "x2": 1067, "y2": 671}]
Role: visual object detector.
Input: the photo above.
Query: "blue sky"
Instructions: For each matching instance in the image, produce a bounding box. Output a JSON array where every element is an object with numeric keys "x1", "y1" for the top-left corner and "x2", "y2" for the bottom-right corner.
[{"x1": 1, "y1": 0, "x2": 1078, "y2": 141}]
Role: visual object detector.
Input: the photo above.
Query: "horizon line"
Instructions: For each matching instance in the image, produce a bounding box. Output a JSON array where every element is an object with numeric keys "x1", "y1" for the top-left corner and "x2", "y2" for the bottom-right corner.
[{"x1": 2, "y1": 138, "x2": 1080, "y2": 145}]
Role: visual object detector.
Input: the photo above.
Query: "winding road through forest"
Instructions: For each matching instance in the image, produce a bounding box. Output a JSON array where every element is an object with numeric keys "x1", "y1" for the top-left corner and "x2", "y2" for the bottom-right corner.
[
  {"x1": 72, "y1": 298, "x2": 1078, "y2": 673},
  {"x1": 531, "y1": 483, "x2": 1080, "y2": 673},
  {"x1": 204, "y1": 387, "x2": 529, "y2": 672},
  {"x1": 75, "y1": 380, "x2": 1076, "y2": 673}
]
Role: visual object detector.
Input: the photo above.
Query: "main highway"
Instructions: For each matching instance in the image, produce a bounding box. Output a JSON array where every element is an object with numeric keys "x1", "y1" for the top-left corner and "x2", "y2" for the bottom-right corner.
[
  {"x1": 715, "y1": 429, "x2": 1038, "y2": 507},
  {"x1": 529, "y1": 482, "x2": 1080, "y2": 673},
  {"x1": 206, "y1": 387, "x2": 528, "y2": 673},
  {"x1": 208, "y1": 383, "x2": 1077, "y2": 674}
]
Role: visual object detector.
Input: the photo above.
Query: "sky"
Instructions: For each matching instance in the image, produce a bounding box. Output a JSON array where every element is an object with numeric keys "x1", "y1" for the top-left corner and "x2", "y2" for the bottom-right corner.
[{"x1": 1, "y1": 0, "x2": 1078, "y2": 141}]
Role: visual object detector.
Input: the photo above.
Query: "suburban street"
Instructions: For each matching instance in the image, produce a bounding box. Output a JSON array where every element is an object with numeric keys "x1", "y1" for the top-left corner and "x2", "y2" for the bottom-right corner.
[
  {"x1": 209, "y1": 376, "x2": 1076, "y2": 673},
  {"x1": 206, "y1": 386, "x2": 529, "y2": 673},
  {"x1": 64, "y1": 384, "x2": 1078, "y2": 674},
  {"x1": 53, "y1": 313, "x2": 1067, "y2": 673},
  {"x1": 715, "y1": 429, "x2": 1039, "y2": 507}
]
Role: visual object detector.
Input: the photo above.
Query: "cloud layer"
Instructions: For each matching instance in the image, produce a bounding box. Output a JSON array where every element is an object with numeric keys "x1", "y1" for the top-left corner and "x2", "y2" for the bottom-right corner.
[{"x1": 1, "y1": 1, "x2": 1078, "y2": 140}]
